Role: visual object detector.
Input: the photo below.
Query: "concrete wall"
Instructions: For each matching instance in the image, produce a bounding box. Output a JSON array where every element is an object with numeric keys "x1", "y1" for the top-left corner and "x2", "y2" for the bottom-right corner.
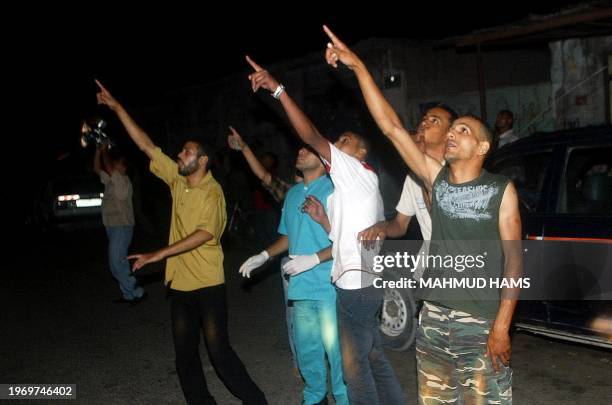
[
  {"x1": 380, "y1": 41, "x2": 552, "y2": 136},
  {"x1": 405, "y1": 82, "x2": 553, "y2": 137},
  {"x1": 550, "y1": 35, "x2": 612, "y2": 130}
]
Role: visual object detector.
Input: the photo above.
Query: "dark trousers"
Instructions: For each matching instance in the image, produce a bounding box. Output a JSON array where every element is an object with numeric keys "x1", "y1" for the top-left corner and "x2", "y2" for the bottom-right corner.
[{"x1": 170, "y1": 284, "x2": 267, "y2": 405}]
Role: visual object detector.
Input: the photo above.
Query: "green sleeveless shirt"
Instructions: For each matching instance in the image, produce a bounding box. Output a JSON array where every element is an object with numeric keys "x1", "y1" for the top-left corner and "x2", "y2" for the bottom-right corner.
[{"x1": 418, "y1": 165, "x2": 511, "y2": 319}]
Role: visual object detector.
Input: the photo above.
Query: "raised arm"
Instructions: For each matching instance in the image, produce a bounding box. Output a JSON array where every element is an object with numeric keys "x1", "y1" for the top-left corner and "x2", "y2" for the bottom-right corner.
[
  {"x1": 100, "y1": 143, "x2": 114, "y2": 175},
  {"x1": 93, "y1": 146, "x2": 104, "y2": 176},
  {"x1": 323, "y1": 26, "x2": 441, "y2": 189},
  {"x1": 95, "y1": 79, "x2": 157, "y2": 160},
  {"x1": 228, "y1": 126, "x2": 272, "y2": 185},
  {"x1": 245, "y1": 56, "x2": 331, "y2": 162}
]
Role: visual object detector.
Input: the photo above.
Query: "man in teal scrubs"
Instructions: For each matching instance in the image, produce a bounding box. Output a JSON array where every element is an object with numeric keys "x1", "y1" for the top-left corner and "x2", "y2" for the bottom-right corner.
[{"x1": 239, "y1": 145, "x2": 348, "y2": 405}]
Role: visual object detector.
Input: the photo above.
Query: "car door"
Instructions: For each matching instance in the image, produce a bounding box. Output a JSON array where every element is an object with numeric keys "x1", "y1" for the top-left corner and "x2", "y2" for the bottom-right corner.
[
  {"x1": 489, "y1": 146, "x2": 557, "y2": 325},
  {"x1": 537, "y1": 143, "x2": 612, "y2": 342}
]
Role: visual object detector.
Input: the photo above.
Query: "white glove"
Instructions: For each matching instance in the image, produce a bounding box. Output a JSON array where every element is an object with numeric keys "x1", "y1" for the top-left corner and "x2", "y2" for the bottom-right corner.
[
  {"x1": 283, "y1": 254, "x2": 320, "y2": 276},
  {"x1": 239, "y1": 251, "x2": 269, "y2": 278}
]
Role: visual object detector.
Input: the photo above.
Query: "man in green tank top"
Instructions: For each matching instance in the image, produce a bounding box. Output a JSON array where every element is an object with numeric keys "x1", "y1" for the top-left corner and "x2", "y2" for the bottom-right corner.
[{"x1": 324, "y1": 26, "x2": 522, "y2": 404}]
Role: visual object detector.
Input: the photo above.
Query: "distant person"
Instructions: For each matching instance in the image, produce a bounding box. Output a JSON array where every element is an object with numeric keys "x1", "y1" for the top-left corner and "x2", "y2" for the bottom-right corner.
[
  {"x1": 495, "y1": 110, "x2": 518, "y2": 149},
  {"x1": 93, "y1": 143, "x2": 146, "y2": 305}
]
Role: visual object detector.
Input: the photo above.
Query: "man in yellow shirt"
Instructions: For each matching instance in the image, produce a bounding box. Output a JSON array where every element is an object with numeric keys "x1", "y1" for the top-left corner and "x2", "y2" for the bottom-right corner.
[{"x1": 96, "y1": 80, "x2": 268, "y2": 405}]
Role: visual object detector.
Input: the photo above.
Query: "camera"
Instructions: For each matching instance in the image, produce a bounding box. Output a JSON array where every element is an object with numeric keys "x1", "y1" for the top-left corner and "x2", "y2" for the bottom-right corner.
[{"x1": 80, "y1": 118, "x2": 113, "y2": 148}]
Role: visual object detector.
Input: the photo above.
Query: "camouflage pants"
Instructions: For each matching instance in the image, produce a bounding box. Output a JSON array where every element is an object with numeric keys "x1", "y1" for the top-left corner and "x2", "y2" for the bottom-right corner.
[{"x1": 416, "y1": 301, "x2": 512, "y2": 405}]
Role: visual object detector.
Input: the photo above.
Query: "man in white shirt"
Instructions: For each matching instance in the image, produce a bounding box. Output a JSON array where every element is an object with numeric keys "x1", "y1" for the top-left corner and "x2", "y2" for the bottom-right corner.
[
  {"x1": 358, "y1": 105, "x2": 456, "y2": 245},
  {"x1": 495, "y1": 110, "x2": 518, "y2": 149},
  {"x1": 246, "y1": 56, "x2": 404, "y2": 405},
  {"x1": 357, "y1": 106, "x2": 456, "y2": 283}
]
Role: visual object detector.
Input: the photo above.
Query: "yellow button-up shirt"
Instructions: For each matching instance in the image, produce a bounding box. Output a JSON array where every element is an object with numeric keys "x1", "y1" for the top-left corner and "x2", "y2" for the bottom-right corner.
[{"x1": 150, "y1": 147, "x2": 226, "y2": 291}]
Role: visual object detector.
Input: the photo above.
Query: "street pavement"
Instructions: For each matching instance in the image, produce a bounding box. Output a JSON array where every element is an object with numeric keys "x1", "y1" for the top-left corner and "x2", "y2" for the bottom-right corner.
[{"x1": 3, "y1": 227, "x2": 611, "y2": 404}]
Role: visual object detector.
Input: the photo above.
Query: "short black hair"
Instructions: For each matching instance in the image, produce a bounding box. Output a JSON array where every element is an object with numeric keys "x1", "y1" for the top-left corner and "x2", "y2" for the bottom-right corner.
[
  {"x1": 434, "y1": 103, "x2": 459, "y2": 123},
  {"x1": 185, "y1": 138, "x2": 214, "y2": 168},
  {"x1": 350, "y1": 132, "x2": 372, "y2": 154},
  {"x1": 462, "y1": 114, "x2": 494, "y2": 150},
  {"x1": 497, "y1": 110, "x2": 514, "y2": 129}
]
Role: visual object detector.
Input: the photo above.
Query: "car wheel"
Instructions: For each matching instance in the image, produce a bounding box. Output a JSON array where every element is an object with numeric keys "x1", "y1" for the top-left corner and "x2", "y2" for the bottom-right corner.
[{"x1": 380, "y1": 272, "x2": 418, "y2": 351}]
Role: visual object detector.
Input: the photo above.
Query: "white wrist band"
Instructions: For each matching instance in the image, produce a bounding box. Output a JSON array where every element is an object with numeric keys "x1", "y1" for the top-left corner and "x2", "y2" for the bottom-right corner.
[{"x1": 272, "y1": 84, "x2": 285, "y2": 100}]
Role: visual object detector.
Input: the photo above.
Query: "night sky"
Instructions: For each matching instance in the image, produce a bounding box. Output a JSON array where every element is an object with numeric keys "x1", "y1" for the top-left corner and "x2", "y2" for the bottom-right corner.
[{"x1": 30, "y1": 2, "x2": 577, "y2": 162}]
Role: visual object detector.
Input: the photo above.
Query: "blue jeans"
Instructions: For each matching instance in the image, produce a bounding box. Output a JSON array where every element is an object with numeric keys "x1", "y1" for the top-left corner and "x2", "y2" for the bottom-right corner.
[
  {"x1": 337, "y1": 286, "x2": 405, "y2": 405},
  {"x1": 293, "y1": 300, "x2": 349, "y2": 405},
  {"x1": 106, "y1": 225, "x2": 143, "y2": 300}
]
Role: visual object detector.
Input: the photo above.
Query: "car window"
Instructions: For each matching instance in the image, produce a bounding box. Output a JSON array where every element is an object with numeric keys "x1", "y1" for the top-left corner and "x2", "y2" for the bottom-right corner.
[
  {"x1": 557, "y1": 146, "x2": 612, "y2": 215},
  {"x1": 491, "y1": 151, "x2": 552, "y2": 213}
]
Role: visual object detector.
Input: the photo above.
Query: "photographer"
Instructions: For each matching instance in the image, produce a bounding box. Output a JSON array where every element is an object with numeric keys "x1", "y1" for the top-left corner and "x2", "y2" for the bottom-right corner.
[{"x1": 93, "y1": 142, "x2": 146, "y2": 305}]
